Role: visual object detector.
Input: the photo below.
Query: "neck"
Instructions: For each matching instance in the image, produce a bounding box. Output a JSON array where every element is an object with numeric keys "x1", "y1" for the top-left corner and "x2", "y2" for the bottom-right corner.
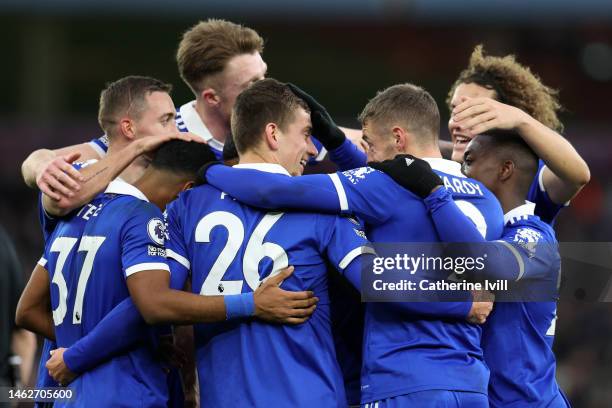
[
  {"x1": 194, "y1": 98, "x2": 230, "y2": 144},
  {"x1": 400, "y1": 144, "x2": 442, "y2": 159},
  {"x1": 133, "y1": 169, "x2": 174, "y2": 211},
  {"x1": 106, "y1": 141, "x2": 149, "y2": 184},
  {"x1": 238, "y1": 148, "x2": 279, "y2": 167},
  {"x1": 497, "y1": 187, "x2": 527, "y2": 215}
]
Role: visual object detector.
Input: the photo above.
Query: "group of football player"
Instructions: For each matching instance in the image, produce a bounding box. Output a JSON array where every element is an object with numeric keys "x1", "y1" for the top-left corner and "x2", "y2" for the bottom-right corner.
[{"x1": 14, "y1": 18, "x2": 590, "y2": 408}]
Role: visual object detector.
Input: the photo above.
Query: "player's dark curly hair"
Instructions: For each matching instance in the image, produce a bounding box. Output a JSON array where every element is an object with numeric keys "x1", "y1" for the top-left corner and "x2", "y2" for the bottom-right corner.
[{"x1": 447, "y1": 45, "x2": 564, "y2": 132}]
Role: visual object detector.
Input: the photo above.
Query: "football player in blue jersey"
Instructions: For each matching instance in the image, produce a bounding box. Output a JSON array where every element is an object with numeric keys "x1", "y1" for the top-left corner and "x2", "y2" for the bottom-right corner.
[
  {"x1": 24, "y1": 75, "x2": 314, "y2": 406},
  {"x1": 447, "y1": 45, "x2": 590, "y2": 224},
  {"x1": 373, "y1": 131, "x2": 570, "y2": 407},
  {"x1": 21, "y1": 19, "x2": 366, "y2": 201},
  {"x1": 16, "y1": 139, "x2": 318, "y2": 408},
  {"x1": 28, "y1": 75, "x2": 201, "y2": 408},
  {"x1": 164, "y1": 78, "x2": 376, "y2": 407},
  {"x1": 200, "y1": 82, "x2": 504, "y2": 407}
]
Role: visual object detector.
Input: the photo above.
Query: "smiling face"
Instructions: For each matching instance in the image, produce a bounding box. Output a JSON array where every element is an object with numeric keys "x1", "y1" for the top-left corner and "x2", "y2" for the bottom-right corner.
[
  {"x1": 276, "y1": 107, "x2": 316, "y2": 176},
  {"x1": 448, "y1": 82, "x2": 497, "y2": 163}
]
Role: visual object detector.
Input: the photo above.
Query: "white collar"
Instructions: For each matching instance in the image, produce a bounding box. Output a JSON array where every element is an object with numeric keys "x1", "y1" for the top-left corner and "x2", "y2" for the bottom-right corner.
[
  {"x1": 178, "y1": 100, "x2": 225, "y2": 152},
  {"x1": 104, "y1": 178, "x2": 149, "y2": 202},
  {"x1": 504, "y1": 201, "x2": 535, "y2": 225},
  {"x1": 422, "y1": 157, "x2": 465, "y2": 178},
  {"x1": 233, "y1": 163, "x2": 291, "y2": 176}
]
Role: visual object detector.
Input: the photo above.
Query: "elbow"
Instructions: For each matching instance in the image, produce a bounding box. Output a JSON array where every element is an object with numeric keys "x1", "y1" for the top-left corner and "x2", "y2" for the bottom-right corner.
[
  {"x1": 15, "y1": 306, "x2": 33, "y2": 332},
  {"x1": 136, "y1": 303, "x2": 166, "y2": 325},
  {"x1": 576, "y1": 165, "x2": 591, "y2": 188}
]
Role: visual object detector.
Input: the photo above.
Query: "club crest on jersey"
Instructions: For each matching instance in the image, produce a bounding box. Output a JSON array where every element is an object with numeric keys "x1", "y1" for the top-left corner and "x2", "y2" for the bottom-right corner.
[
  {"x1": 342, "y1": 167, "x2": 375, "y2": 184},
  {"x1": 147, "y1": 218, "x2": 167, "y2": 246},
  {"x1": 513, "y1": 227, "x2": 541, "y2": 257}
]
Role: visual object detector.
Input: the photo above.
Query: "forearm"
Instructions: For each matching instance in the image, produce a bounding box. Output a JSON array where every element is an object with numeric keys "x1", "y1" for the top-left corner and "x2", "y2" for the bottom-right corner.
[
  {"x1": 138, "y1": 288, "x2": 227, "y2": 325},
  {"x1": 43, "y1": 142, "x2": 142, "y2": 216},
  {"x1": 342, "y1": 255, "x2": 471, "y2": 319},
  {"x1": 15, "y1": 311, "x2": 54, "y2": 340},
  {"x1": 22, "y1": 149, "x2": 55, "y2": 188},
  {"x1": 206, "y1": 166, "x2": 341, "y2": 213},
  {"x1": 63, "y1": 297, "x2": 147, "y2": 374},
  {"x1": 425, "y1": 187, "x2": 487, "y2": 243},
  {"x1": 517, "y1": 116, "x2": 590, "y2": 200},
  {"x1": 328, "y1": 138, "x2": 367, "y2": 171}
]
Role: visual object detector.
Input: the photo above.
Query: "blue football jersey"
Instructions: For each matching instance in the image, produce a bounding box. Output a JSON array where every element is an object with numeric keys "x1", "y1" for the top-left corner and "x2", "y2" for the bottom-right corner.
[
  {"x1": 41, "y1": 180, "x2": 169, "y2": 408},
  {"x1": 164, "y1": 163, "x2": 372, "y2": 408},
  {"x1": 482, "y1": 204, "x2": 567, "y2": 408},
  {"x1": 201, "y1": 158, "x2": 504, "y2": 403},
  {"x1": 527, "y1": 160, "x2": 567, "y2": 225},
  {"x1": 329, "y1": 159, "x2": 503, "y2": 403}
]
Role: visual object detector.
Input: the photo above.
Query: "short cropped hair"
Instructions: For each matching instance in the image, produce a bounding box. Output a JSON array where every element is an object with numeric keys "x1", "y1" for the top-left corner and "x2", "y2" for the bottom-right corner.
[
  {"x1": 231, "y1": 78, "x2": 309, "y2": 154},
  {"x1": 177, "y1": 19, "x2": 264, "y2": 94},
  {"x1": 359, "y1": 83, "x2": 440, "y2": 146},
  {"x1": 151, "y1": 140, "x2": 217, "y2": 178},
  {"x1": 98, "y1": 76, "x2": 172, "y2": 138},
  {"x1": 448, "y1": 45, "x2": 563, "y2": 132},
  {"x1": 476, "y1": 130, "x2": 539, "y2": 192}
]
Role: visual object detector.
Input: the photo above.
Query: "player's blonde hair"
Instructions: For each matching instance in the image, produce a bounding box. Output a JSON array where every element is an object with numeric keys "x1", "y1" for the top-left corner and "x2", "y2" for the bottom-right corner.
[
  {"x1": 447, "y1": 45, "x2": 564, "y2": 132},
  {"x1": 176, "y1": 19, "x2": 264, "y2": 95}
]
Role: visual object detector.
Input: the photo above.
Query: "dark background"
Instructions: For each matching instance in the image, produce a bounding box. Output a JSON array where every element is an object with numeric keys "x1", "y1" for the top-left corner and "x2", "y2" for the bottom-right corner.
[{"x1": 0, "y1": 1, "x2": 610, "y2": 406}]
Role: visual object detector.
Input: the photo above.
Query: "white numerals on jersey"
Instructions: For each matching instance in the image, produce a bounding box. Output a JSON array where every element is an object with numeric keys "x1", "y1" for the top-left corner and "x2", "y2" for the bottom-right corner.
[
  {"x1": 196, "y1": 211, "x2": 288, "y2": 295},
  {"x1": 454, "y1": 200, "x2": 487, "y2": 238},
  {"x1": 49, "y1": 235, "x2": 105, "y2": 326},
  {"x1": 546, "y1": 312, "x2": 558, "y2": 336},
  {"x1": 73, "y1": 236, "x2": 106, "y2": 323},
  {"x1": 196, "y1": 212, "x2": 245, "y2": 295},
  {"x1": 50, "y1": 237, "x2": 77, "y2": 326}
]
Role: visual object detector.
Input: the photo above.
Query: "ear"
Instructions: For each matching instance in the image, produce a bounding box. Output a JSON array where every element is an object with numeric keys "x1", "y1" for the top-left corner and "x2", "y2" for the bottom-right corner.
[
  {"x1": 499, "y1": 160, "x2": 515, "y2": 182},
  {"x1": 263, "y1": 122, "x2": 280, "y2": 151},
  {"x1": 391, "y1": 126, "x2": 408, "y2": 152},
  {"x1": 119, "y1": 118, "x2": 136, "y2": 140},
  {"x1": 201, "y1": 88, "x2": 220, "y2": 107},
  {"x1": 181, "y1": 180, "x2": 195, "y2": 192}
]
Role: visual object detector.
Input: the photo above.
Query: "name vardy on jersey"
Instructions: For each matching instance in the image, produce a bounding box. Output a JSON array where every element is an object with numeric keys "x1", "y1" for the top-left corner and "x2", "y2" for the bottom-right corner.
[{"x1": 441, "y1": 176, "x2": 484, "y2": 196}]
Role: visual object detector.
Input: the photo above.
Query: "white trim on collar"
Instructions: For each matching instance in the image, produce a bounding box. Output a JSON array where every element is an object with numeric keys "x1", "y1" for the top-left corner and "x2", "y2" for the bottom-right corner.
[
  {"x1": 422, "y1": 157, "x2": 465, "y2": 178},
  {"x1": 104, "y1": 178, "x2": 149, "y2": 202},
  {"x1": 504, "y1": 201, "x2": 535, "y2": 225},
  {"x1": 233, "y1": 163, "x2": 291, "y2": 176},
  {"x1": 178, "y1": 100, "x2": 225, "y2": 152}
]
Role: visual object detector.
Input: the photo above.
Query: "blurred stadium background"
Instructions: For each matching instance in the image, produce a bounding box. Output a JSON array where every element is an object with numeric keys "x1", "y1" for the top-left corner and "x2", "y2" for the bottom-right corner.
[{"x1": 1, "y1": 1, "x2": 611, "y2": 406}]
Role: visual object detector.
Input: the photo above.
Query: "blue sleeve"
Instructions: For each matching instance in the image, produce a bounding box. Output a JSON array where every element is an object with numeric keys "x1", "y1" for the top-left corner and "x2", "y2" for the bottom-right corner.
[
  {"x1": 121, "y1": 204, "x2": 169, "y2": 279},
  {"x1": 320, "y1": 215, "x2": 374, "y2": 277},
  {"x1": 425, "y1": 188, "x2": 555, "y2": 282},
  {"x1": 333, "y1": 168, "x2": 411, "y2": 225},
  {"x1": 163, "y1": 203, "x2": 190, "y2": 290},
  {"x1": 497, "y1": 224, "x2": 560, "y2": 281},
  {"x1": 528, "y1": 160, "x2": 566, "y2": 225},
  {"x1": 205, "y1": 166, "x2": 342, "y2": 213},
  {"x1": 63, "y1": 297, "x2": 147, "y2": 374},
  {"x1": 424, "y1": 187, "x2": 487, "y2": 243},
  {"x1": 38, "y1": 192, "x2": 58, "y2": 242},
  {"x1": 327, "y1": 138, "x2": 367, "y2": 171},
  {"x1": 88, "y1": 135, "x2": 109, "y2": 157},
  {"x1": 341, "y1": 253, "x2": 471, "y2": 320}
]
